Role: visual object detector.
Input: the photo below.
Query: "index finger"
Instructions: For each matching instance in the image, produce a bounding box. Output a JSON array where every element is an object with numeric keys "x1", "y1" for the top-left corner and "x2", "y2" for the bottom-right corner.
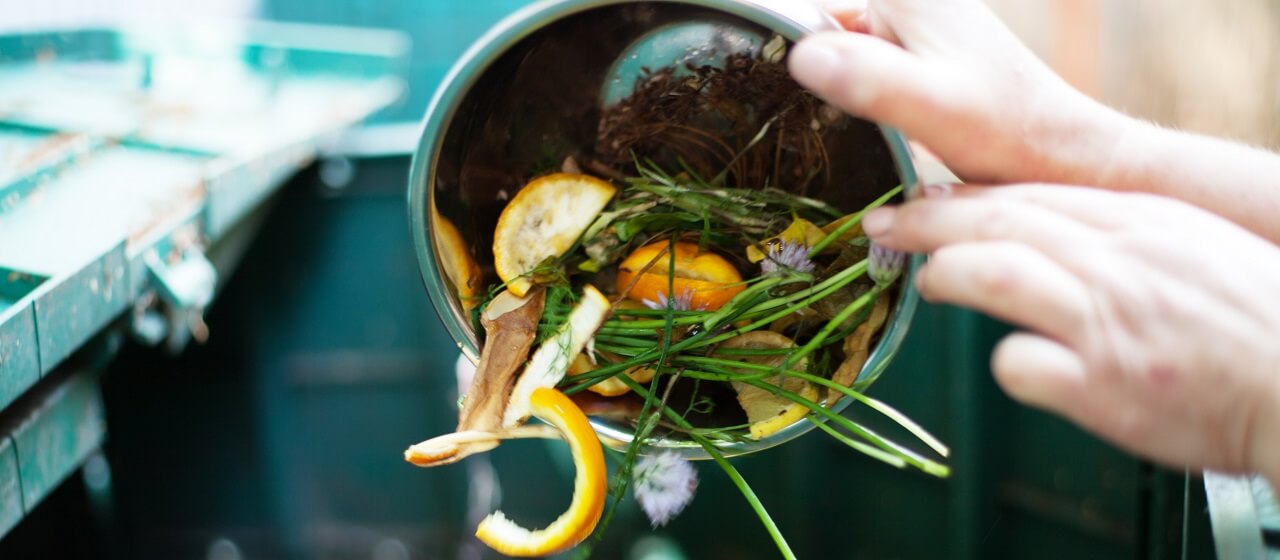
[
  {"x1": 866, "y1": 195, "x2": 1103, "y2": 266},
  {"x1": 945, "y1": 183, "x2": 1135, "y2": 230}
]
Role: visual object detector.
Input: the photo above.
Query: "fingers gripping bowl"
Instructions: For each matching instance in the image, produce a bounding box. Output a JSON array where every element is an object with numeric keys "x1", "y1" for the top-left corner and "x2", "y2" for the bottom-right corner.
[{"x1": 409, "y1": 0, "x2": 923, "y2": 460}]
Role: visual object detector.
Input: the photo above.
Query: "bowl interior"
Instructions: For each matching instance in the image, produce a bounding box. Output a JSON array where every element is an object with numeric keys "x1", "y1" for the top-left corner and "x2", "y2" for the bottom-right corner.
[{"x1": 412, "y1": 0, "x2": 919, "y2": 457}]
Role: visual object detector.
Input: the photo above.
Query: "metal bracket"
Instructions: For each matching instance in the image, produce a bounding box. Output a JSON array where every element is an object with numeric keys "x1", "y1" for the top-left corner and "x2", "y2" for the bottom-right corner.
[{"x1": 131, "y1": 248, "x2": 217, "y2": 354}]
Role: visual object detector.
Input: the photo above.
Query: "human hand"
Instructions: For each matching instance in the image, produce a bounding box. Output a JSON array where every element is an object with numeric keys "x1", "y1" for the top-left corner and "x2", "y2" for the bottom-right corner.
[
  {"x1": 790, "y1": 0, "x2": 1128, "y2": 186},
  {"x1": 863, "y1": 183, "x2": 1280, "y2": 480}
]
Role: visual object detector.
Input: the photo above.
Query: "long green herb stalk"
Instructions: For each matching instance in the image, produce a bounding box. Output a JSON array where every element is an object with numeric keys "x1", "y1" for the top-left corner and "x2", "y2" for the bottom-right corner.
[
  {"x1": 521, "y1": 162, "x2": 950, "y2": 557},
  {"x1": 439, "y1": 35, "x2": 943, "y2": 560}
]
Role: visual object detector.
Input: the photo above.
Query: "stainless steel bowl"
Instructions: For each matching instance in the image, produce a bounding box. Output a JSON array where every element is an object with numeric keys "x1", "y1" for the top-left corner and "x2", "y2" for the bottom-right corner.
[{"x1": 408, "y1": 0, "x2": 922, "y2": 458}]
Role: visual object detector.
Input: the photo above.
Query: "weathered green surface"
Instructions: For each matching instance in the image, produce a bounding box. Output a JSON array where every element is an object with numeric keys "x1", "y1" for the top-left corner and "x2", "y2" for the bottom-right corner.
[
  {"x1": 0, "y1": 25, "x2": 406, "y2": 411},
  {"x1": 0, "y1": 302, "x2": 39, "y2": 412},
  {"x1": 0, "y1": 127, "x2": 99, "y2": 214},
  {"x1": 11, "y1": 370, "x2": 106, "y2": 510},
  {"x1": 0, "y1": 141, "x2": 209, "y2": 375},
  {"x1": 0, "y1": 145, "x2": 207, "y2": 274},
  {"x1": 0, "y1": 436, "x2": 21, "y2": 538},
  {"x1": 205, "y1": 144, "x2": 320, "y2": 239},
  {"x1": 0, "y1": 268, "x2": 44, "y2": 411},
  {"x1": 30, "y1": 246, "x2": 130, "y2": 376},
  {"x1": 0, "y1": 25, "x2": 407, "y2": 546}
]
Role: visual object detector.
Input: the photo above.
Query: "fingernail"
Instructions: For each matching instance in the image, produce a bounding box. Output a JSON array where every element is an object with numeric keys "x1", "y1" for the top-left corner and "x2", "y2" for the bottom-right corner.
[
  {"x1": 788, "y1": 40, "x2": 841, "y2": 86},
  {"x1": 862, "y1": 207, "x2": 894, "y2": 236},
  {"x1": 921, "y1": 183, "x2": 954, "y2": 198}
]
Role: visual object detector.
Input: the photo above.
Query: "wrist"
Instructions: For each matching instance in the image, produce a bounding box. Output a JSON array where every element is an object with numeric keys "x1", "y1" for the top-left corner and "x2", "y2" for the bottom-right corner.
[
  {"x1": 1030, "y1": 93, "x2": 1139, "y2": 188},
  {"x1": 1087, "y1": 109, "x2": 1176, "y2": 194}
]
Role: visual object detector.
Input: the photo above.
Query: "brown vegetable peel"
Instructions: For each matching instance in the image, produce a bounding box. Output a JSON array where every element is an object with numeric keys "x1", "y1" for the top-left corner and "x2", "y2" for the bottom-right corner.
[
  {"x1": 404, "y1": 288, "x2": 546, "y2": 467},
  {"x1": 459, "y1": 288, "x2": 547, "y2": 432},
  {"x1": 404, "y1": 425, "x2": 561, "y2": 467},
  {"x1": 405, "y1": 284, "x2": 612, "y2": 468}
]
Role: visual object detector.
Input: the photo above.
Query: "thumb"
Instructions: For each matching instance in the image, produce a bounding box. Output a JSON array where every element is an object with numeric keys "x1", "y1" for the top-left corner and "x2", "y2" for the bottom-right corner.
[{"x1": 789, "y1": 31, "x2": 972, "y2": 146}]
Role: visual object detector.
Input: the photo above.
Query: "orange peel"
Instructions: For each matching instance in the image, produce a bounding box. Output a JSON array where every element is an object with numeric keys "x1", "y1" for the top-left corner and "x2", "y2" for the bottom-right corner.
[
  {"x1": 616, "y1": 240, "x2": 744, "y2": 311},
  {"x1": 570, "y1": 354, "x2": 655, "y2": 397},
  {"x1": 493, "y1": 173, "x2": 616, "y2": 297},
  {"x1": 475, "y1": 388, "x2": 607, "y2": 557},
  {"x1": 433, "y1": 212, "x2": 483, "y2": 311}
]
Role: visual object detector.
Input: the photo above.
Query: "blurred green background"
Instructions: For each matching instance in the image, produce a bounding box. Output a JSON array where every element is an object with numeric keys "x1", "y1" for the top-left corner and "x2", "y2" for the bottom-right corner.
[{"x1": 0, "y1": 1, "x2": 1220, "y2": 559}]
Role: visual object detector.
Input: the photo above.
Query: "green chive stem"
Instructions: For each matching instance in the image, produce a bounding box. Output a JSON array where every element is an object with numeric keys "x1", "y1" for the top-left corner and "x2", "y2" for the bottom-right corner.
[{"x1": 808, "y1": 185, "x2": 902, "y2": 257}]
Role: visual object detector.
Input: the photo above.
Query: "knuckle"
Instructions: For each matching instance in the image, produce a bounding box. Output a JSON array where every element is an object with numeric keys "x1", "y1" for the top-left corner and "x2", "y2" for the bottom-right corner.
[
  {"x1": 894, "y1": 200, "x2": 933, "y2": 241},
  {"x1": 976, "y1": 258, "x2": 1017, "y2": 295},
  {"x1": 922, "y1": 243, "x2": 1024, "y2": 301},
  {"x1": 975, "y1": 201, "x2": 1015, "y2": 241},
  {"x1": 923, "y1": 244, "x2": 961, "y2": 273},
  {"x1": 853, "y1": 78, "x2": 892, "y2": 114},
  {"x1": 823, "y1": 51, "x2": 886, "y2": 113},
  {"x1": 972, "y1": 243, "x2": 1025, "y2": 294}
]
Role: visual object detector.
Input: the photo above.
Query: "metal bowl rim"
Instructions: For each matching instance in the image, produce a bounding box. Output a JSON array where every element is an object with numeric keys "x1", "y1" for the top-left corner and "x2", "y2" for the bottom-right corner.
[{"x1": 407, "y1": 0, "x2": 923, "y2": 458}]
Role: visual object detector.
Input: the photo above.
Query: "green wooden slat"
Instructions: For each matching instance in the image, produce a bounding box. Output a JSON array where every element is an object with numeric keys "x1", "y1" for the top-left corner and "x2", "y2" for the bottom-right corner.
[
  {"x1": 33, "y1": 245, "x2": 129, "y2": 375},
  {"x1": 0, "y1": 301, "x2": 39, "y2": 411},
  {"x1": 0, "y1": 267, "x2": 44, "y2": 411},
  {"x1": 0, "y1": 435, "x2": 21, "y2": 539},
  {"x1": 203, "y1": 145, "x2": 320, "y2": 239},
  {"x1": 12, "y1": 370, "x2": 107, "y2": 510},
  {"x1": 0, "y1": 126, "x2": 102, "y2": 215}
]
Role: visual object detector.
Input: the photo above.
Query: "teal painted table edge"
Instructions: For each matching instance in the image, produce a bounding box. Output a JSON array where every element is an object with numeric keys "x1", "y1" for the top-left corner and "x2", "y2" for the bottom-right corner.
[{"x1": 0, "y1": 23, "x2": 409, "y2": 540}]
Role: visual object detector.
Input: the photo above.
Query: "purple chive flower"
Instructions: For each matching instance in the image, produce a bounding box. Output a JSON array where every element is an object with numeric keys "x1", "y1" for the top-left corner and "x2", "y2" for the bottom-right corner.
[
  {"x1": 643, "y1": 287, "x2": 704, "y2": 311},
  {"x1": 761, "y1": 241, "x2": 815, "y2": 275},
  {"x1": 868, "y1": 242, "x2": 906, "y2": 286},
  {"x1": 633, "y1": 451, "x2": 699, "y2": 527}
]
